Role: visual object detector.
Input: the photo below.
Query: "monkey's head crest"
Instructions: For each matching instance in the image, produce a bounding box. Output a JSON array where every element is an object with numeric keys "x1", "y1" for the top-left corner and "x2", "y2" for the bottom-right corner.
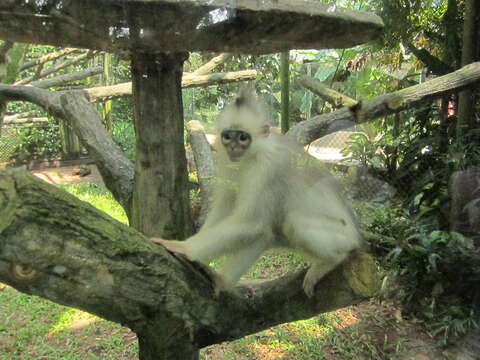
[{"x1": 217, "y1": 86, "x2": 270, "y2": 137}]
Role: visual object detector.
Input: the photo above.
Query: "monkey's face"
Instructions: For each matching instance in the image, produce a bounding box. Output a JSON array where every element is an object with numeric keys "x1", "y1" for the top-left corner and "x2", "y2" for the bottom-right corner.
[{"x1": 220, "y1": 129, "x2": 252, "y2": 162}]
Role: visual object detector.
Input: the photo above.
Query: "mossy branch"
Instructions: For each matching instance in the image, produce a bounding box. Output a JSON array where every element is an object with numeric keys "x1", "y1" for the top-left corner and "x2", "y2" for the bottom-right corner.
[{"x1": 0, "y1": 168, "x2": 380, "y2": 347}]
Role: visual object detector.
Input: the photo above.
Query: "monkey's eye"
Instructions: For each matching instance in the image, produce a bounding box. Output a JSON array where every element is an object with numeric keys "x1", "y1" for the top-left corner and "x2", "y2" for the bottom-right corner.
[
  {"x1": 221, "y1": 132, "x2": 231, "y2": 142},
  {"x1": 239, "y1": 132, "x2": 250, "y2": 143}
]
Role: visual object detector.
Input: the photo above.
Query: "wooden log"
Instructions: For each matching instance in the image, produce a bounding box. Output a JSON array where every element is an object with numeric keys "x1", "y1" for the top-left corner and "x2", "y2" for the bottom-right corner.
[
  {"x1": 84, "y1": 70, "x2": 257, "y2": 101},
  {"x1": 298, "y1": 75, "x2": 358, "y2": 108}
]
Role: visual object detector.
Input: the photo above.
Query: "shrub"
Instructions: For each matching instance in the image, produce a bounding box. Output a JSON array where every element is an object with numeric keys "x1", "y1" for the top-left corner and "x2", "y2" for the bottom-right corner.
[{"x1": 362, "y1": 204, "x2": 480, "y2": 344}]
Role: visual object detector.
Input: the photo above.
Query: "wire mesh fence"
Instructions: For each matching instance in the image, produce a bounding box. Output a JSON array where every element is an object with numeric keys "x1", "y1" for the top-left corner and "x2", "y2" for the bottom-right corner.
[
  {"x1": 0, "y1": 122, "x2": 61, "y2": 164},
  {"x1": 0, "y1": 124, "x2": 22, "y2": 163}
]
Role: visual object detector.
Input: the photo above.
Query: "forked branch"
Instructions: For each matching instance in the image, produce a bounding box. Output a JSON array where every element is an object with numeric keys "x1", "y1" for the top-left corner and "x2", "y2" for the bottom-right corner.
[{"x1": 0, "y1": 168, "x2": 379, "y2": 346}]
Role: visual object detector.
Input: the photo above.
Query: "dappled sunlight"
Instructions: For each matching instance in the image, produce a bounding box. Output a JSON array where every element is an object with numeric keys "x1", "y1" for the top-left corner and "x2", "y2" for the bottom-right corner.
[
  {"x1": 48, "y1": 309, "x2": 99, "y2": 336},
  {"x1": 249, "y1": 342, "x2": 289, "y2": 360}
]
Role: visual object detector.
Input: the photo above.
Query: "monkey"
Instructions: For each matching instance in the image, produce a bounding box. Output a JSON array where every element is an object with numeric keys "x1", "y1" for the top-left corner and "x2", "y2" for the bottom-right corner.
[{"x1": 153, "y1": 87, "x2": 362, "y2": 297}]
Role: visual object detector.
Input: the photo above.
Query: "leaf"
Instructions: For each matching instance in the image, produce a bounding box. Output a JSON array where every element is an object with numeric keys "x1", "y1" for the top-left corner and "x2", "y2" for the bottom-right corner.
[
  {"x1": 427, "y1": 253, "x2": 439, "y2": 272},
  {"x1": 314, "y1": 65, "x2": 338, "y2": 82}
]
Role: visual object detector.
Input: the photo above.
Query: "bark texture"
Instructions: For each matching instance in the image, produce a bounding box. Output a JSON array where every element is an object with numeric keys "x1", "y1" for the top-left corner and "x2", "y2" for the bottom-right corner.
[
  {"x1": 456, "y1": 0, "x2": 479, "y2": 136},
  {"x1": 186, "y1": 120, "x2": 215, "y2": 227},
  {"x1": 130, "y1": 52, "x2": 193, "y2": 239}
]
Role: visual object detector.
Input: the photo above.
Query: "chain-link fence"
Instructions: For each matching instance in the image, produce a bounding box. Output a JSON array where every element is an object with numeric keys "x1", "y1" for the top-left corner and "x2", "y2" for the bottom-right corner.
[
  {"x1": 0, "y1": 124, "x2": 22, "y2": 163},
  {"x1": 0, "y1": 122, "x2": 61, "y2": 164}
]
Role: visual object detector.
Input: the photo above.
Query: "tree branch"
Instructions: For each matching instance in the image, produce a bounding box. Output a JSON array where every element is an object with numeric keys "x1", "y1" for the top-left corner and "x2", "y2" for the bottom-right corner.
[
  {"x1": 0, "y1": 85, "x2": 134, "y2": 216},
  {"x1": 0, "y1": 168, "x2": 379, "y2": 346},
  {"x1": 186, "y1": 120, "x2": 215, "y2": 227},
  {"x1": 59, "y1": 92, "x2": 134, "y2": 216},
  {"x1": 84, "y1": 70, "x2": 257, "y2": 101},
  {"x1": 191, "y1": 53, "x2": 232, "y2": 76},
  {"x1": 30, "y1": 66, "x2": 103, "y2": 89},
  {"x1": 404, "y1": 42, "x2": 453, "y2": 75},
  {"x1": 3, "y1": 117, "x2": 48, "y2": 125},
  {"x1": 298, "y1": 75, "x2": 358, "y2": 108},
  {"x1": 288, "y1": 62, "x2": 480, "y2": 145},
  {"x1": 20, "y1": 47, "x2": 79, "y2": 71},
  {"x1": 14, "y1": 50, "x2": 98, "y2": 85}
]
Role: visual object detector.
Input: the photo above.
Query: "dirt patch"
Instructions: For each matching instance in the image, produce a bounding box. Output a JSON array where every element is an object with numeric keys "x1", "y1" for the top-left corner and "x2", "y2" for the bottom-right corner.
[{"x1": 31, "y1": 165, "x2": 104, "y2": 186}]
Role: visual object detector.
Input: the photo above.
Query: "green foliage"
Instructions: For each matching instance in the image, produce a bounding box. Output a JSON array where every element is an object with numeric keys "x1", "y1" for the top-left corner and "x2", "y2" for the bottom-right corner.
[
  {"x1": 112, "y1": 121, "x2": 135, "y2": 161},
  {"x1": 362, "y1": 204, "x2": 480, "y2": 344},
  {"x1": 341, "y1": 133, "x2": 383, "y2": 168},
  {"x1": 386, "y1": 230, "x2": 479, "y2": 344},
  {"x1": 0, "y1": 42, "x2": 27, "y2": 84},
  {"x1": 12, "y1": 122, "x2": 62, "y2": 160}
]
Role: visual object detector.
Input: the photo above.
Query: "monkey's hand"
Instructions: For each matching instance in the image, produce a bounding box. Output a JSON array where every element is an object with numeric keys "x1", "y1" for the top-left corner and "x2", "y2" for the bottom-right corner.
[{"x1": 151, "y1": 239, "x2": 193, "y2": 261}]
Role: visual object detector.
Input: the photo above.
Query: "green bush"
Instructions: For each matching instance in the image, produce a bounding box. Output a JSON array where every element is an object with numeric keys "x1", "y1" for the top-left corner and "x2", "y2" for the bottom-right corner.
[
  {"x1": 12, "y1": 123, "x2": 62, "y2": 160},
  {"x1": 112, "y1": 121, "x2": 135, "y2": 160},
  {"x1": 362, "y1": 205, "x2": 480, "y2": 344},
  {"x1": 387, "y1": 230, "x2": 479, "y2": 344}
]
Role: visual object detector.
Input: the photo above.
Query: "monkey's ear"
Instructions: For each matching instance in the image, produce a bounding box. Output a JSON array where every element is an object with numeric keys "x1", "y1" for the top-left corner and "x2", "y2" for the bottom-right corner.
[{"x1": 261, "y1": 124, "x2": 270, "y2": 136}]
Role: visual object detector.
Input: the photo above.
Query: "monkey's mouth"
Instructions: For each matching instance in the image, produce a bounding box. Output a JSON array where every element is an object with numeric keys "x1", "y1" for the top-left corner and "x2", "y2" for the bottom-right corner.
[
  {"x1": 226, "y1": 148, "x2": 245, "y2": 162},
  {"x1": 228, "y1": 154, "x2": 242, "y2": 162}
]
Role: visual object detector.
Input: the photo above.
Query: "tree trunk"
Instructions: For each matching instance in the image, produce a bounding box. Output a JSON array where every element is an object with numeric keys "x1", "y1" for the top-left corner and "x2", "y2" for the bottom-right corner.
[
  {"x1": 130, "y1": 52, "x2": 194, "y2": 239},
  {"x1": 456, "y1": 0, "x2": 479, "y2": 138},
  {"x1": 280, "y1": 51, "x2": 290, "y2": 133},
  {"x1": 102, "y1": 53, "x2": 113, "y2": 134}
]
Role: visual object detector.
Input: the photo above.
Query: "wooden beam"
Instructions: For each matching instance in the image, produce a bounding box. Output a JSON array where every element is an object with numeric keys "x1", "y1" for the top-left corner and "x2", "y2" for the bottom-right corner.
[{"x1": 0, "y1": 0, "x2": 383, "y2": 55}]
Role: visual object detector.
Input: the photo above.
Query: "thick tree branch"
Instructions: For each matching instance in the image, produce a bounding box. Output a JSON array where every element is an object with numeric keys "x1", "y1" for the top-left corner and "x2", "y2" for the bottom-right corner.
[
  {"x1": 84, "y1": 70, "x2": 257, "y2": 101},
  {"x1": 191, "y1": 53, "x2": 232, "y2": 76},
  {"x1": 298, "y1": 75, "x2": 358, "y2": 108},
  {"x1": 59, "y1": 92, "x2": 134, "y2": 216},
  {"x1": 288, "y1": 62, "x2": 480, "y2": 145},
  {"x1": 0, "y1": 85, "x2": 134, "y2": 216},
  {"x1": 0, "y1": 168, "x2": 379, "y2": 346},
  {"x1": 186, "y1": 120, "x2": 215, "y2": 227},
  {"x1": 30, "y1": 66, "x2": 103, "y2": 89},
  {"x1": 404, "y1": 42, "x2": 453, "y2": 75}
]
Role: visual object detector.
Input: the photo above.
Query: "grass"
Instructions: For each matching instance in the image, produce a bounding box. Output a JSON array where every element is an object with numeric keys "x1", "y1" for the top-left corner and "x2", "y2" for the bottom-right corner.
[{"x1": 0, "y1": 181, "x2": 443, "y2": 359}]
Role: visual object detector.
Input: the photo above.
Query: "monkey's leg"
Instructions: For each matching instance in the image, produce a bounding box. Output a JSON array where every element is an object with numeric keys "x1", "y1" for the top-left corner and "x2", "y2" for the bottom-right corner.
[
  {"x1": 284, "y1": 212, "x2": 359, "y2": 297},
  {"x1": 302, "y1": 262, "x2": 339, "y2": 298},
  {"x1": 219, "y1": 241, "x2": 267, "y2": 287}
]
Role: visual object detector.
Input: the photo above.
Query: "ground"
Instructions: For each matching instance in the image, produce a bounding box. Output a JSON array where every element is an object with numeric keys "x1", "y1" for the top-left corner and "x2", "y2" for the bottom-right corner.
[
  {"x1": 31, "y1": 164, "x2": 104, "y2": 186},
  {"x1": 0, "y1": 165, "x2": 449, "y2": 360}
]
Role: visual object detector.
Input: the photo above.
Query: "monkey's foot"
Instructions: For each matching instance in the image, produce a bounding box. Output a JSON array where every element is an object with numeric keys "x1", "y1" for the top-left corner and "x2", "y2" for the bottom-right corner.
[
  {"x1": 152, "y1": 239, "x2": 193, "y2": 261},
  {"x1": 303, "y1": 263, "x2": 334, "y2": 298}
]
